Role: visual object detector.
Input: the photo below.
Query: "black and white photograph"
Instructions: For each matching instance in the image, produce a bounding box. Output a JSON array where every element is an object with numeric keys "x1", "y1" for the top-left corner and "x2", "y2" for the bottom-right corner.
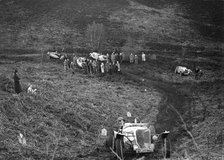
[{"x1": 0, "y1": 0, "x2": 223, "y2": 159}]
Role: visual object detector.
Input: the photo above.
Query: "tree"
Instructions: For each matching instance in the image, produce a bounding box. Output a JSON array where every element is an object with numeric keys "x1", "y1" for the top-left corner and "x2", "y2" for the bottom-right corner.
[{"x1": 86, "y1": 22, "x2": 105, "y2": 52}]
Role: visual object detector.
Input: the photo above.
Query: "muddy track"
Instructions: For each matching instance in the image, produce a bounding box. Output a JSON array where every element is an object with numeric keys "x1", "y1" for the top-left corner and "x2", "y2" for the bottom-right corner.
[
  {"x1": 91, "y1": 69, "x2": 188, "y2": 160},
  {"x1": 121, "y1": 68, "x2": 188, "y2": 144}
]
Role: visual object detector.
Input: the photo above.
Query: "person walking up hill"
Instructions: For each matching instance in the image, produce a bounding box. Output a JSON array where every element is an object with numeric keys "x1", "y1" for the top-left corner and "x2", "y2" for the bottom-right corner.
[{"x1": 13, "y1": 69, "x2": 22, "y2": 94}]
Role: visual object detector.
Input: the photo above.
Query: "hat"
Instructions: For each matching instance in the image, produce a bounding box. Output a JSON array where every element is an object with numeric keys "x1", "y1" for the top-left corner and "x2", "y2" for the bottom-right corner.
[{"x1": 117, "y1": 117, "x2": 124, "y2": 121}]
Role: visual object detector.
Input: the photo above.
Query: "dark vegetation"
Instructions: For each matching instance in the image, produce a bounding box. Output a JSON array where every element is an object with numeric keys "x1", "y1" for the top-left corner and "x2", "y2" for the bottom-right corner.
[{"x1": 0, "y1": 0, "x2": 223, "y2": 159}]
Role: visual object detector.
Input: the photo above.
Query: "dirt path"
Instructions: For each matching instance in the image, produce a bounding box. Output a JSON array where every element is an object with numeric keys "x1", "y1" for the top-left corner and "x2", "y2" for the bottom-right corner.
[{"x1": 121, "y1": 65, "x2": 188, "y2": 144}]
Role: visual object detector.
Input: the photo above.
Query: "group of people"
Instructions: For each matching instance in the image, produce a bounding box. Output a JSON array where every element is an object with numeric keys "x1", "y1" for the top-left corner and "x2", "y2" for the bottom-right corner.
[
  {"x1": 129, "y1": 52, "x2": 146, "y2": 64},
  {"x1": 83, "y1": 59, "x2": 121, "y2": 75},
  {"x1": 63, "y1": 51, "x2": 147, "y2": 76},
  {"x1": 63, "y1": 54, "x2": 122, "y2": 75}
]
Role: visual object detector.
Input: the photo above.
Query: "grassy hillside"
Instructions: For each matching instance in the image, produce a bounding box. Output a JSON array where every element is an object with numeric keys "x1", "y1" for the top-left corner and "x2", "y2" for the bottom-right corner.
[
  {"x1": 0, "y1": 58, "x2": 162, "y2": 159},
  {"x1": 0, "y1": 0, "x2": 223, "y2": 159},
  {"x1": 0, "y1": 0, "x2": 223, "y2": 51},
  {"x1": 0, "y1": 48, "x2": 223, "y2": 159}
]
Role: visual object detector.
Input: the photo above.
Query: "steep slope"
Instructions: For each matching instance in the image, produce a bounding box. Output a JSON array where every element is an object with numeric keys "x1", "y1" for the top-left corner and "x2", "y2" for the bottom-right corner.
[
  {"x1": 0, "y1": 0, "x2": 223, "y2": 50},
  {"x1": 0, "y1": 59, "x2": 162, "y2": 159}
]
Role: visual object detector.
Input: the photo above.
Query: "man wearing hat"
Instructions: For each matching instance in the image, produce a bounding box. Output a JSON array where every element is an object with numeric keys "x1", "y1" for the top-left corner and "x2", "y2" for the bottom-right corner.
[
  {"x1": 13, "y1": 69, "x2": 22, "y2": 94},
  {"x1": 117, "y1": 117, "x2": 125, "y2": 133}
]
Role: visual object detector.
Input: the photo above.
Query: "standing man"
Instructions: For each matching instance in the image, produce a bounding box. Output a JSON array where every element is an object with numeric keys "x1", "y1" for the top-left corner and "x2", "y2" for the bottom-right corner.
[
  {"x1": 105, "y1": 61, "x2": 110, "y2": 74},
  {"x1": 134, "y1": 55, "x2": 138, "y2": 64},
  {"x1": 119, "y1": 52, "x2": 123, "y2": 63},
  {"x1": 70, "y1": 61, "x2": 75, "y2": 74},
  {"x1": 63, "y1": 59, "x2": 68, "y2": 72},
  {"x1": 92, "y1": 60, "x2": 97, "y2": 74},
  {"x1": 106, "y1": 53, "x2": 110, "y2": 63},
  {"x1": 115, "y1": 53, "x2": 119, "y2": 63},
  {"x1": 116, "y1": 61, "x2": 121, "y2": 73},
  {"x1": 97, "y1": 59, "x2": 101, "y2": 73},
  {"x1": 101, "y1": 62, "x2": 105, "y2": 75},
  {"x1": 73, "y1": 55, "x2": 78, "y2": 66},
  {"x1": 195, "y1": 67, "x2": 203, "y2": 80},
  {"x1": 109, "y1": 62, "x2": 112, "y2": 75},
  {"x1": 141, "y1": 52, "x2": 146, "y2": 62},
  {"x1": 86, "y1": 59, "x2": 90, "y2": 74},
  {"x1": 130, "y1": 53, "x2": 134, "y2": 63},
  {"x1": 13, "y1": 69, "x2": 22, "y2": 94},
  {"x1": 111, "y1": 52, "x2": 115, "y2": 65},
  {"x1": 89, "y1": 60, "x2": 93, "y2": 75}
]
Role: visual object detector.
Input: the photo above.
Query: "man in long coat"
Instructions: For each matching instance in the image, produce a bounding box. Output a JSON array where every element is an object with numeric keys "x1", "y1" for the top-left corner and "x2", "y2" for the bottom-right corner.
[{"x1": 13, "y1": 69, "x2": 22, "y2": 94}]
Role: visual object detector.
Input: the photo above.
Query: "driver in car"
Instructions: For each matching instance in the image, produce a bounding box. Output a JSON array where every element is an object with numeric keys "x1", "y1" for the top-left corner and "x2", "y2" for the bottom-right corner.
[{"x1": 117, "y1": 117, "x2": 125, "y2": 133}]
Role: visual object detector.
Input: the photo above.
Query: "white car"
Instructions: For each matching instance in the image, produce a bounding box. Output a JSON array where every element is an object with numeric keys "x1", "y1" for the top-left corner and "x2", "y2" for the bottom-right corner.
[
  {"x1": 175, "y1": 66, "x2": 192, "y2": 76},
  {"x1": 47, "y1": 51, "x2": 62, "y2": 59},
  {"x1": 106, "y1": 123, "x2": 170, "y2": 159},
  {"x1": 76, "y1": 57, "x2": 86, "y2": 68},
  {"x1": 90, "y1": 52, "x2": 107, "y2": 61}
]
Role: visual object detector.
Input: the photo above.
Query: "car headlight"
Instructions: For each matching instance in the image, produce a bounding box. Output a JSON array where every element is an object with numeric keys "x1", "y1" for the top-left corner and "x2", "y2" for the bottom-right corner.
[
  {"x1": 152, "y1": 135, "x2": 158, "y2": 141},
  {"x1": 133, "y1": 144, "x2": 138, "y2": 150},
  {"x1": 129, "y1": 137, "x2": 135, "y2": 141}
]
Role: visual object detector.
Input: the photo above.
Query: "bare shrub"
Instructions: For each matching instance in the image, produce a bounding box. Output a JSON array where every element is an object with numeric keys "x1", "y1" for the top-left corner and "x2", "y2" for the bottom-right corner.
[
  {"x1": 86, "y1": 22, "x2": 106, "y2": 52},
  {"x1": 150, "y1": 54, "x2": 157, "y2": 60}
]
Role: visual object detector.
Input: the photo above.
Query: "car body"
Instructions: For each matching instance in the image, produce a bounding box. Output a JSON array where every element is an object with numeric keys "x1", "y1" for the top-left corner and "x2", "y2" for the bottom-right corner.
[
  {"x1": 115, "y1": 123, "x2": 155, "y2": 153},
  {"x1": 76, "y1": 57, "x2": 86, "y2": 68},
  {"x1": 90, "y1": 52, "x2": 107, "y2": 61},
  {"x1": 175, "y1": 66, "x2": 192, "y2": 76},
  {"x1": 47, "y1": 51, "x2": 62, "y2": 59},
  {"x1": 106, "y1": 122, "x2": 170, "y2": 159}
]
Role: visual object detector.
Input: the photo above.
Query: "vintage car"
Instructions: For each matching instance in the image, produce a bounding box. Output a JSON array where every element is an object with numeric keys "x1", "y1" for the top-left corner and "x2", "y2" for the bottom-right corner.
[
  {"x1": 76, "y1": 57, "x2": 86, "y2": 68},
  {"x1": 105, "y1": 122, "x2": 170, "y2": 159},
  {"x1": 89, "y1": 52, "x2": 107, "y2": 61},
  {"x1": 47, "y1": 51, "x2": 62, "y2": 59},
  {"x1": 175, "y1": 66, "x2": 192, "y2": 76}
]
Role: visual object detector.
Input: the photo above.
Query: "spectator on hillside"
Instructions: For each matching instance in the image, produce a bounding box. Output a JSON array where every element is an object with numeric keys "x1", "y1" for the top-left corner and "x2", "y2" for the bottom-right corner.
[
  {"x1": 13, "y1": 69, "x2": 22, "y2": 94},
  {"x1": 63, "y1": 59, "x2": 68, "y2": 72},
  {"x1": 73, "y1": 55, "x2": 78, "y2": 66},
  {"x1": 111, "y1": 52, "x2": 115, "y2": 65},
  {"x1": 119, "y1": 52, "x2": 123, "y2": 63},
  {"x1": 105, "y1": 61, "x2": 110, "y2": 74},
  {"x1": 83, "y1": 59, "x2": 88, "y2": 74},
  {"x1": 70, "y1": 61, "x2": 75, "y2": 74},
  {"x1": 142, "y1": 52, "x2": 146, "y2": 62},
  {"x1": 101, "y1": 62, "x2": 105, "y2": 75},
  {"x1": 130, "y1": 53, "x2": 134, "y2": 63},
  {"x1": 106, "y1": 53, "x2": 110, "y2": 63},
  {"x1": 92, "y1": 60, "x2": 97, "y2": 74},
  {"x1": 115, "y1": 53, "x2": 119, "y2": 63},
  {"x1": 89, "y1": 60, "x2": 93, "y2": 75},
  {"x1": 134, "y1": 55, "x2": 139, "y2": 64},
  {"x1": 96, "y1": 59, "x2": 101, "y2": 73},
  {"x1": 195, "y1": 67, "x2": 203, "y2": 80},
  {"x1": 116, "y1": 61, "x2": 121, "y2": 73},
  {"x1": 109, "y1": 62, "x2": 112, "y2": 75},
  {"x1": 86, "y1": 59, "x2": 90, "y2": 74}
]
